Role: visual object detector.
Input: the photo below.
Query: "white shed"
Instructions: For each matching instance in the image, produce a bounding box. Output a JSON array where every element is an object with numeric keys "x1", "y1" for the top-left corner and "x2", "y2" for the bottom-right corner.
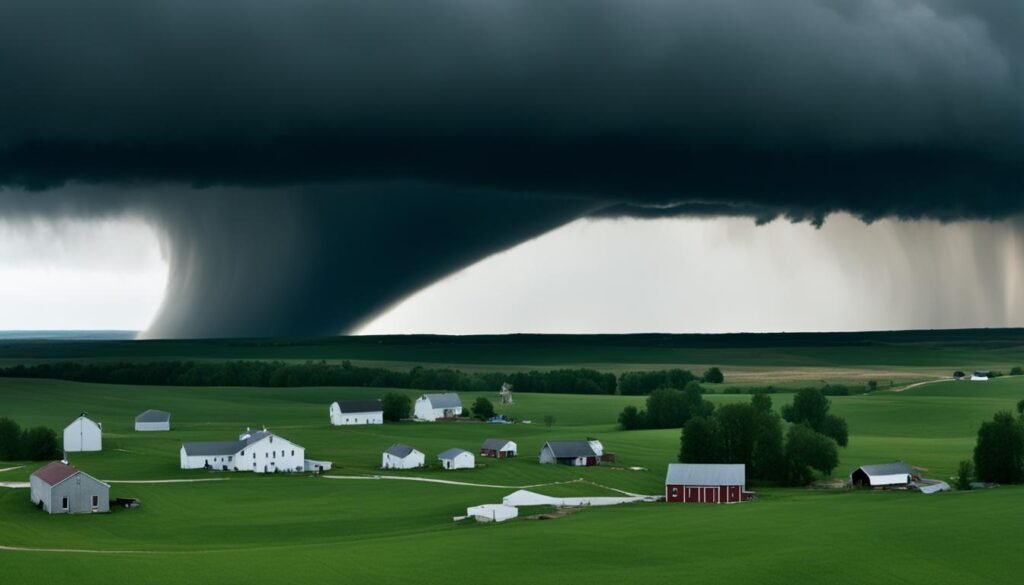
[
  {"x1": 437, "y1": 448, "x2": 475, "y2": 470},
  {"x1": 135, "y1": 409, "x2": 171, "y2": 432},
  {"x1": 467, "y1": 504, "x2": 518, "y2": 523},
  {"x1": 63, "y1": 414, "x2": 102, "y2": 452},
  {"x1": 329, "y1": 399, "x2": 384, "y2": 426},
  {"x1": 480, "y1": 438, "x2": 517, "y2": 458},
  {"x1": 382, "y1": 444, "x2": 425, "y2": 469},
  {"x1": 850, "y1": 462, "x2": 914, "y2": 488},
  {"x1": 413, "y1": 393, "x2": 463, "y2": 421}
]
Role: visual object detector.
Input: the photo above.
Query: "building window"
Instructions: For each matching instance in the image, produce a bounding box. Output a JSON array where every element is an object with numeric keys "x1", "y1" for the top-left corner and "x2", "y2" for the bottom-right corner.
[
  {"x1": 291, "y1": 450, "x2": 295, "y2": 456},
  {"x1": 228, "y1": 456, "x2": 233, "y2": 461},
  {"x1": 62, "y1": 497, "x2": 69, "y2": 510},
  {"x1": 92, "y1": 495, "x2": 99, "y2": 508},
  {"x1": 241, "y1": 450, "x2": 244, "y2": 456},
  {"x1": 671, "y1": 487, "x2": 679, "y2": 497}
]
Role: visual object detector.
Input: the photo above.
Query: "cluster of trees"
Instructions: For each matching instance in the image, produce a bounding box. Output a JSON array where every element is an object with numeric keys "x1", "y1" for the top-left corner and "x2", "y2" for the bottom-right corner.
[
  {"x1": 381, "y1": 393, "x2": 411, "y2": 422},
  {"x1": 723, "y1": 382, "x2": 877, "y2": 396},
  {"x1": 678, "y1": 390, "x2": 849, "y2": 486},
  {"x1": 618, "y1": 383, "x2": 715, "y2": 430},
  {"x1": 618, "y1": 367, "x2": 724, "y2": 395},
  {"x1": 968, "y1": 400, "x2": 1024, "y2": 485},
  {"x1": 781, "y1": 389, "x2": 849, "y2": 447},
  {"x1": 0, "y1": 418, "x2": 61, "y2": 461}
]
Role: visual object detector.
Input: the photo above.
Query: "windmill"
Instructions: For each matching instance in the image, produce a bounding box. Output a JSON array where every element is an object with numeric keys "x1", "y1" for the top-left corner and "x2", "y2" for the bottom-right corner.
[{"x1": 499, "y1": 382, "x2": 514, "y2": 404}]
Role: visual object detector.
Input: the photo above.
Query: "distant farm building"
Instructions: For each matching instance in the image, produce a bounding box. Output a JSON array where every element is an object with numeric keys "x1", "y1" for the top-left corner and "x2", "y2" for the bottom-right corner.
[
  {"x1": 414, "y1": 393, "x2": 463, "y2": 421},
  {"x1": 665, "y1": 463, "x2": 746, "y2": 504},
  {"x1": 382, "y1": 444, "x2": 425, "y2": 469},
  {"x1": 437, "y1": 448, "x2": 475, "y2": 470},
  {"x1": 971, "y1": 371, "x2": 990, "y2": 381},
  {"x1": 467, "y1": 504, "x2": 518, "y2": 523},
  {"x1": 480, "y1": 439, "x2": 517, "y2": 459},
  {"x1": 850, "y1": 462, "x2": 914, "y2": 488},
  {"x1": 135, "y1": 409, "x2": 171, "y2": 432},
  {"x1": 63, "y1": 414, "x2": 102, "y2": 452},
  {"x1": 329, "y1": 399, "x2": 384, "y2": 426},
  {"x1": 538, "y1": 440, "x2": 602, "y2": 466},
  {"x1": 499, "y1": 383, "x2": 514, "y2": 404},
  {"x1": 30, "y1": 461, "x2": 109, "y2": 514},
  {"x1": 180, "y1": 428, "x2": 306, "y2": 473}
]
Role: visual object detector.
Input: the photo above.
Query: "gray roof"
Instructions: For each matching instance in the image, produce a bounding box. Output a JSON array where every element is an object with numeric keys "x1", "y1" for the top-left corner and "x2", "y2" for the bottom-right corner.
[
  {"x1": 135, "y1": 409, "x2": 171, "y2": 423},
  {"x1": 437, "y1": 448, "x2": 471, "y2": 460},
  {"x1": 335, "y1": 399, "x2": 383, "y2": 413},
  {"x1": 854, "y1": 462, "x2": 913, "y2": 478},
  {"x1": 422, "y1": 393, "x2": 462, "y2": 409},
  {"x1": 543, "y1": 440, "x2": 597, "y2": 459},
  {"x1": 481, "y1": 438, "x2": 513, "y2": 450},
  {"x1": 181, "y1": 440, "x2": 246, "y2": 456},
  {"x1": 384, "y1": 443, "x2": 419, "y2": 458},
  {"x1": 241, "y1": 430, "x2": 272, "y2": 445},
  {"x1": 665, "y1": 463, "x2": 746, "y2": 487}
]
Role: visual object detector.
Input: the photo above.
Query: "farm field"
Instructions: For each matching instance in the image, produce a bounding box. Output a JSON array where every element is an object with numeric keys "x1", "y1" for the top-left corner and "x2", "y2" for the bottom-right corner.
[{"x1": 2, "y1": 368, "x2": 1024, "y2": 584}]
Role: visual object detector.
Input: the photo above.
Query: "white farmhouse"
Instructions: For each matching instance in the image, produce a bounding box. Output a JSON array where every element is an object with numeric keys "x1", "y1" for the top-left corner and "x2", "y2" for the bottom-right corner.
[
  {"x1": 381, "y1": 444, "x2": 425, "y2": 469},
  {"x1": 414, "y1": 393, "x2": 463, "y2": 421},
  {"x1": 329, "y1": 399, "x2": 384, "y2": 426},
  {"x1": 135, "y1": 409, "x2": 171, "y2": 432},
  {"x1": 437, "y1": 448, "x2": 475, "y2": 470},
  {"x1": 63, "y1": 414, "x2": 102, "y2": 452},
  {"x1": 180, "y1": 428, "x2": 306, "y2": 473}
]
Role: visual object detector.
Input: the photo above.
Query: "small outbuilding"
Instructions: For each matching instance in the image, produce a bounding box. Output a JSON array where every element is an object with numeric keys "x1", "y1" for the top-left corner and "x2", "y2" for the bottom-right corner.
[
  {"x1": 665, "y1": 463, "x2": 746, "y2": 504},
  {"x1": 538, "y1": 440, "x2": 600, "y2": 466},
  {"x1": 63, "y1": 414, "x2": 102, "y2": 452},
  {"x1": 135, "y1": 409, "x2": 171, "y2": 432},
  {"x1": 850, "y1": 462, "x2": 914, "y2": 488},
  {"x1": 480, "y1": 438, "x2": 517, "y2": 458},
  {"x1": 413, "y1": 393, "x2": 463, "y2": 421},
  {"x1": 971, "y1": 371, "x2": 990, "y2": 381},
  {"x1": 329, "y1": 399, "x2": 384, "y2": 426},
  {"x1": 30, "y1": 461, "x2": 110, "y2": 514},
  {"x1": 382, "y1": 444, "x2": 425, "y2": 469},
  {"x1": 437, "y1": 448, "x2": 475, "y2": 470},
  {"x1": 467, "y1": 504, "x2": 518, "y2": 523}
]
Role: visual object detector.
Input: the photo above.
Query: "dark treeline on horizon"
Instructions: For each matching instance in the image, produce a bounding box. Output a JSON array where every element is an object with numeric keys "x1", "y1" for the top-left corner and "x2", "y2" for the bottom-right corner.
[{"x1": 0, "y1": 360, "x2": 680, "y2": 395}]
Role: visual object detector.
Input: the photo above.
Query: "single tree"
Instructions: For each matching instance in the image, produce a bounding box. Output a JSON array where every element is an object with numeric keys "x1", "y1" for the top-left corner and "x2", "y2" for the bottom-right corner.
[
  {"x1": 750, "y1": 403, "x2": 785, "y2": 483},
  {"x1": 681, "y1": 381, "x2": 715, "y2": 420},
  {"x1": 784, "y1": 424, "x2": 838, "y2": 486},
  {"x1": 0, "y1": 417, "x2": 21, "y2": 460},
  {"x1": 471, "y1": 397, "x2": 496, "y2": 420},
  {"x1": 751, "y1": 393, "x2": 773, "y2": 414},
  {"x1": 381, "y1": 392, "x2": 411, "y2": 422},
  {"x1": 866, "y1": 380, "x2": 878, "y2": 392},
  {"x1": 819, "y1": 414, "x2": 849, "y2": 447},
  {"x1": 702, "y1": 367, "x2": 725, "y2": 384},
  {"x1": 617, "y1": 405, "x2": 646, "y2": 430},
  {"x1": 973, "y1": 411, "x2": 1024, "y2": 484},
  {"x1": 1011, "y1": 366, "x2": 1024, "y2": 376},
  {"x1": 782, "y1": 388, "x2": 831, "y2": 430},
  {"x1": 543, "y1": 415, "x2": 556, "y2": 427},
  {"x1": 679, "y1": 417, "x2": 721, "y2": 463},
  {"x1": 715, "y1": 403, "x2": 757, "y2": 464},
  {"x1": 955, "y1": 460, "x2": 974, "y2": 491}
]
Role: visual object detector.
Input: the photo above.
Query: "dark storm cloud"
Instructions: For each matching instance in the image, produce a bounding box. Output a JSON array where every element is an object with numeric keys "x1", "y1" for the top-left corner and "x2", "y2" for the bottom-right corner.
[{"x1": 1, "y1": 1, "x2": 1022, "y2": 336}]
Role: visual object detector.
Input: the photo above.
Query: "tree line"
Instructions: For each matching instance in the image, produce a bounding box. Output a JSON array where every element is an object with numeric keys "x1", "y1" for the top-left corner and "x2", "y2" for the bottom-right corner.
[
  {"x1": 0, "y1": 418, "x2": 61, "y2": 461},
  {"x1": 0, "y1": 361, "x2": 724, "y2": 396}
]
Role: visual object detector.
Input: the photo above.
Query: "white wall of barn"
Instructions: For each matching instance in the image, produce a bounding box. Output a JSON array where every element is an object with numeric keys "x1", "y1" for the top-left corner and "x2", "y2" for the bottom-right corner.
[{"x1": 329, "y1": 404, "x2": 383, "y2": 425}]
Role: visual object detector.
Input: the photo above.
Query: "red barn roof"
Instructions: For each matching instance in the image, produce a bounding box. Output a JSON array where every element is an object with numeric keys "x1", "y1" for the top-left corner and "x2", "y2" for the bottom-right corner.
[{"x1": 32, "y1": 461, "x2": 80, "y2": 486}]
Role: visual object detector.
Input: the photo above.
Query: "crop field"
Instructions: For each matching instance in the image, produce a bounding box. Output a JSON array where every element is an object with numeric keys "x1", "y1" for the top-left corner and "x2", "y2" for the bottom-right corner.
[{"x1": 2, "y1": 333, "x2": 1024, "y2": 584}]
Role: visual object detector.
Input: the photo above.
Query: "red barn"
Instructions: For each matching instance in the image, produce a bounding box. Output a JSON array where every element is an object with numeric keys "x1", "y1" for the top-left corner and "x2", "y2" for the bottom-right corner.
[{"x1": 665, "y1": 463, "x2": 746, "y2": 504}]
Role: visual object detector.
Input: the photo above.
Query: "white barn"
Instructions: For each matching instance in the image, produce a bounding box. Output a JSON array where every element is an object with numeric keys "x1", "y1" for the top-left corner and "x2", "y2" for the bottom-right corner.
[
  {"x1": 850, "y1": 462, "x2": 914, "y2": 488},
  {"x1": 180, "y1": 428, "x2": 305, "y2": 473},
  {"x1": 135, "y1": 409, "x2": 171, "y2": 432},
  {"x1": 63, "y1": 414, "x2": 102, "y2": 452},
  {"x1": 382, "y1": 444, "x2": 425, "y2": 469},
  {"x1": 413, "y1": 393, "x2": 463, "y2": 421},
  {"x1": 437, "y1": 448, "x2": 475, "y2": 470},
  {"x1": 329, "y1": 399, "x2": 384, "y2": 426}
]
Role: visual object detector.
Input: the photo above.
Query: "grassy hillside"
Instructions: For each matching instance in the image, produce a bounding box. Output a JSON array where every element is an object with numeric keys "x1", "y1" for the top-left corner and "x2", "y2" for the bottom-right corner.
[{"x1": 2, "y1": 376, "x2": 1023, "y2": 584}]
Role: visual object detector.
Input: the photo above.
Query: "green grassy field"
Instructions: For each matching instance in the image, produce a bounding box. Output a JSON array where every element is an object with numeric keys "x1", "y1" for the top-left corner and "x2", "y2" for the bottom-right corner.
[{"x1": 2, "y1": 371, "x2": 1024, "y2": 584}]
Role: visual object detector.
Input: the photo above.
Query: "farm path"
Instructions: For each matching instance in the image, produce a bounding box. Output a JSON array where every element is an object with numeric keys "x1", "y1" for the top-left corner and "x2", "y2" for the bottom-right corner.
[
  {"x1": 0, "y1": 466, "x2": 24, "y2": 474},
  {"x1": 0, "y1": 545, "x2": 153, "y2": 554},
  {"x1": 322, "y1": 474, "x2": 585, "y2": 490},
  {"x1": 103, "y1": 478, "x2": 230, "y2": 484},
  {"x1": 0, "y1": 482, "x2": 29, "y2": 488},
  {"x1": 891, "y1": 378, "x2": 953, "y2": 392}
]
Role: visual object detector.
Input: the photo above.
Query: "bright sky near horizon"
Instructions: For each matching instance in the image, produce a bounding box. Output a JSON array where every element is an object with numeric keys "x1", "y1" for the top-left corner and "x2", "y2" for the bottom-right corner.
[{"x1": 1, "y1": 214, "x2": 1022, "y2": 335}]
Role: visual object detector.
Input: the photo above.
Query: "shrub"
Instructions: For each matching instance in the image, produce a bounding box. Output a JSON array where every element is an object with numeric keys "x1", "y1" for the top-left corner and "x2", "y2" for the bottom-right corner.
[
  {"x1": 702, "y1": 367, "x2": 724, "y2": 384},
  {"x1": 471, "y1": 397, "x2": 496, "y2": 420},
  {"x1": 956, "y1": 460, "x2": 974, "y2": 491}
]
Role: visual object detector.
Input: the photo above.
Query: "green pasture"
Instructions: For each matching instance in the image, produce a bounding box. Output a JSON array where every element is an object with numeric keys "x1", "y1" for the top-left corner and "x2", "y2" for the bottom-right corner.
[{"x1": 2, "y1": 374, "x2": 1024, "y2": 584}]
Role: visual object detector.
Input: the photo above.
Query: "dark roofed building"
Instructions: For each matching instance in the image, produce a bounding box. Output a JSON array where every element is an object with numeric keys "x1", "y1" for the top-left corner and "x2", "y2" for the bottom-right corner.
[
  {"x1": 30, "y1": 461, "x2": 110, "y2": 514},
  {"x1": 480, "y1": 438, "x2": 518, "y2": 458},
  {"x1": 330, "y1": 399, "x2": 384, "y2": 426},
  {"x1": 538, "y1": 440, "x2": 599, "y2": 466},
  {"x1": 135, "y1": 409, "x2": 171, "y2": 431},
  {"x1": 382, "y1": 443, "x2": 424, "y2": 469}
]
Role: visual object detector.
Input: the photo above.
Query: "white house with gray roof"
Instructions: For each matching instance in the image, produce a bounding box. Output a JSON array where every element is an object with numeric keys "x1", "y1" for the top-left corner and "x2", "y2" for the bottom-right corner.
[
  {"x1": 180, "y1": 428, "x2": 305, "y2": 473},
  {"x1": 437, "y1": 448, "x2": 475, "y2": 470},
  {"x1": 63, "y1": 414, "x2": 102, "y2": 452},
  {"x1": 381, "y1": 444, "x2": 425, "y2": 469},
  {"x1": 850, "y1": 462, "x2": 914, "y2": 488},
  {"x1": 135, "y1": 409, "x2": 171, "y2": 431},
  {"x1": 414, "y1": 393, "x2": 463, "y2": 421},
  {"x1": 538, "y1": 440, "x2": 601, "y2": 466},
  {"x1": 480, "y1": 438, "x2": 517, "y2": 458},
  {"x1": 329, "y1": 399, "x2": 384, "y2": 426}
]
